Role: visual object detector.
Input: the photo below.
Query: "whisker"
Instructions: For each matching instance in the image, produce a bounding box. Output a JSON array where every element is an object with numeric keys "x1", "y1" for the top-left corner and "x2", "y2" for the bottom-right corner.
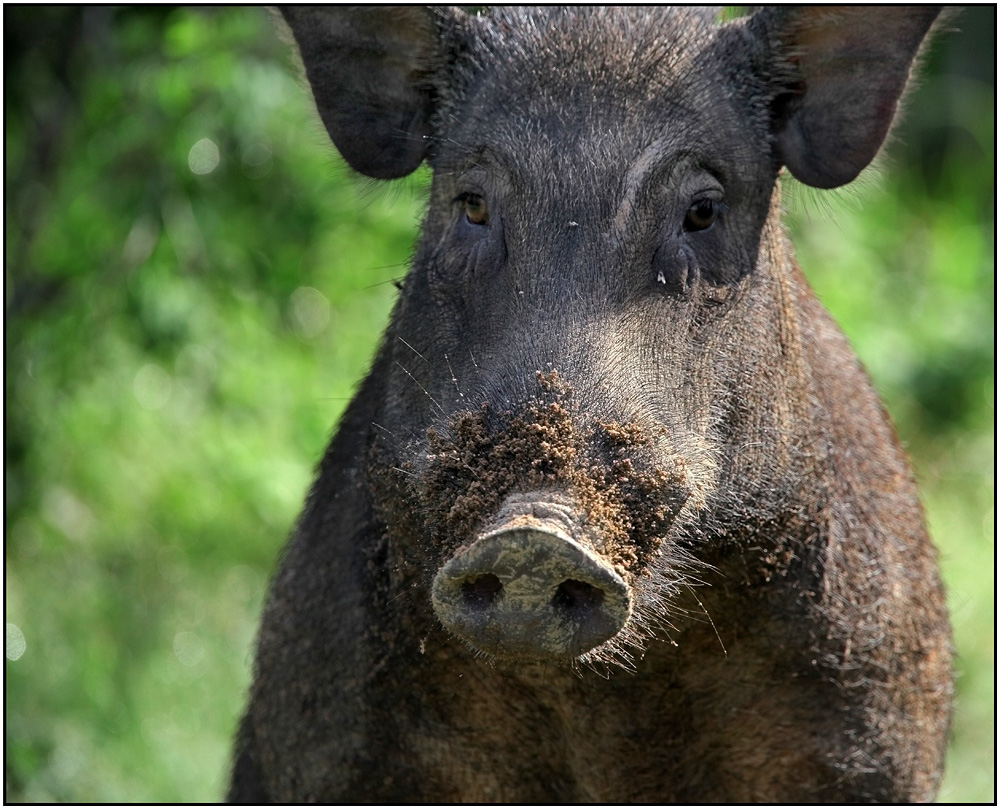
[
  {"x1": 687, "y1": 585, "x2": 726, "y2": 656},
  {"x1": 363, "y1": 275, "x2": 407, "y2": 291},
  {"x1": 444, "y1": 353, "x2": 465, "y2": 400},
  {"x1": 394, "y1": 360, "x2": 445, "y2": 414},
  {"x1": 398, "y1": 336, "x2": 428, "y2": 363}
]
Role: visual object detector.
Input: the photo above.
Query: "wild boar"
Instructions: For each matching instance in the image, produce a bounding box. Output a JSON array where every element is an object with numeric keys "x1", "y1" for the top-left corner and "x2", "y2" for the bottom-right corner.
[{"x1": 230, "y1": 6, "x2": 953, "y2": 802}]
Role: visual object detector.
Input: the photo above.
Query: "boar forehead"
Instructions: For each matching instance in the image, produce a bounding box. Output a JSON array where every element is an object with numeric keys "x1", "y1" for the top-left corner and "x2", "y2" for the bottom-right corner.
[{"x1": 434, "y1": 8, "x2": 771, "y2": 203}]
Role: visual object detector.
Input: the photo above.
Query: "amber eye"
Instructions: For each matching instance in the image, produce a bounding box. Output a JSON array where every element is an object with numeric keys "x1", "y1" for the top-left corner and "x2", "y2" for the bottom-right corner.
[
  {"x1": 684, "y1": 199, "x2": 717, "y2": 232},
  {"x1": 461, "y1": 193, "x2": 489, "y2": 226}
]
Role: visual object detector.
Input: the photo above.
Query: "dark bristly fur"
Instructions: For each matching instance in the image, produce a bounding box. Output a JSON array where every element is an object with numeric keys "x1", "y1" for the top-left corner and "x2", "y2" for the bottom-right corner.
[{"x1": 230, "y1": 6, "x2": 952, "y2": 802}]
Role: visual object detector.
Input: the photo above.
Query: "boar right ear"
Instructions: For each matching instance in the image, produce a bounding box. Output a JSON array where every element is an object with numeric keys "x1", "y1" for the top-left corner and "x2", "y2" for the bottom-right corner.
[
  {"x1": 280, "y1": 6, "x2": 442, "y2": 180},
  {"x1": 751, "y1": 6, "x2": 941, "y2": 189}
]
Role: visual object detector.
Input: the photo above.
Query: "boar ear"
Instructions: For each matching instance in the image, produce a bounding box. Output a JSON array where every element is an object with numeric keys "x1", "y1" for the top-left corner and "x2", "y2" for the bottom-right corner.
[
  {"x1": 752, "y1": 6, "x2": 941, "y2": 189},
  {"x1": 280, "y1": 6, "x2": 442, "y2": 180}
]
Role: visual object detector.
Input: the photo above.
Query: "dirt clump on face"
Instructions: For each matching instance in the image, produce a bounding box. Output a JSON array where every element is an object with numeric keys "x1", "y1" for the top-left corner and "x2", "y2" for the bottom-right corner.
[{"x1": 420, "y1": 371, "x2": 689, "y2": 577}]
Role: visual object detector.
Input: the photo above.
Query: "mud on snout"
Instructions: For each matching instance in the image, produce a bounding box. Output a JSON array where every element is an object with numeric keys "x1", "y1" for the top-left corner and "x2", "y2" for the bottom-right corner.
[{"x1": 414, "y1": 371, "x2": 704, "y2": 666}]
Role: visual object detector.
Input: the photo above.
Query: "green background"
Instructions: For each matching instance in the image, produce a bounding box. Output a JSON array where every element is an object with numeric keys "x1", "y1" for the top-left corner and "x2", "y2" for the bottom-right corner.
[{"x1": 5, "y1": 7, "x2": 994, "y2": 802}]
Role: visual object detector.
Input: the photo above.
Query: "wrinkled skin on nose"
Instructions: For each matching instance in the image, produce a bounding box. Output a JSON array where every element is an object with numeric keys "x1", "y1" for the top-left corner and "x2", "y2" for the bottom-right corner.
[{"x1": 432, "y1": 495, "x2": 632, "y2": 659}]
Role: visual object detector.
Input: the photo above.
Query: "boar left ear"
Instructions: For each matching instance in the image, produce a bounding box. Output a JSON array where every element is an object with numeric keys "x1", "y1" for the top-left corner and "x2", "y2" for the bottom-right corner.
[
  {"x1": 750, "y1": 5, "x2": 941, "y2": 189},
  {"x1": 279, "y1": 6, "x2": 444, "y2": 180}
]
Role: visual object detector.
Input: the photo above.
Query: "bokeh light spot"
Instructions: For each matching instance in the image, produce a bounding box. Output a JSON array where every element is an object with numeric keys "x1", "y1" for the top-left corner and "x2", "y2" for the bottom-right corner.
[
  {"x1": 188, "y1": 138, "x2": 220, "y2": 175},
  {"x1": 289, "y1": 286, "x2": 331, "y2": 340},
  {"x1": 173, "y1": 631, "x2": 205, "y2": 668},
  {"x1": 133, "y1": 363, "x2": 173, "y2": 410},
  {"x1": 6, "y1": 623, "x2": 26, "y2": 661}
]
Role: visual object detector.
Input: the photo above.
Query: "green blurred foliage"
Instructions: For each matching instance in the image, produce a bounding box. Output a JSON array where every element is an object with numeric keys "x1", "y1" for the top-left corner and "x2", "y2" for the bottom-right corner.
[{"x1": 4, "y1": 7, "x2": 994, "y2": 802}]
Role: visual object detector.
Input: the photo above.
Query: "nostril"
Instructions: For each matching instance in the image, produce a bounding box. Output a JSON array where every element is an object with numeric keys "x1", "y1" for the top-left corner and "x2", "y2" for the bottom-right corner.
[
  {"x1": 552, "y1": 579, "x2": 605, "y2": 618},
  {"x1": 461, "y1": 573, "x2": 503, "y2": 610}
]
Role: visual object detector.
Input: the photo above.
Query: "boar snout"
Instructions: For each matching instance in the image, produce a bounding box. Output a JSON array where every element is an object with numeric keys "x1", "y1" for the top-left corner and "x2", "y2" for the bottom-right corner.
[{"x1": 431, "y1": 493, "x2": 632, "y2": 660}]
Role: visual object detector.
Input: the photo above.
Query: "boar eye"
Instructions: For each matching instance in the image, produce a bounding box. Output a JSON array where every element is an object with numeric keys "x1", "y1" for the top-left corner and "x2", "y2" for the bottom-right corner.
[
  {"x1": 457, "y1": 193, "x2": 489, "y2": 226},
  {"x1": 683, "y1": 198, "x2": 718, "y2": 232}
]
